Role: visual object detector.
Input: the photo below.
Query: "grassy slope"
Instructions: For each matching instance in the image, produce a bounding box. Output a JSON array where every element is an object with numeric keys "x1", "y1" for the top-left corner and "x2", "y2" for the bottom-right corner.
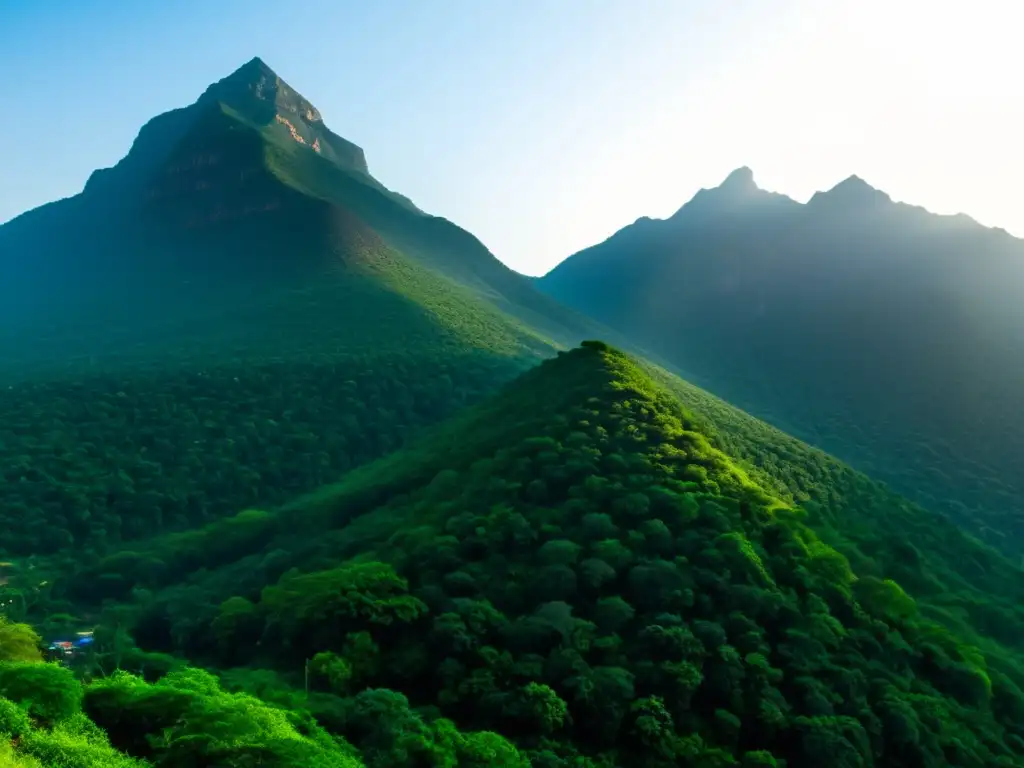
[{"x1": 51, "y1": 342, "x2": 1024, "y2": 766}]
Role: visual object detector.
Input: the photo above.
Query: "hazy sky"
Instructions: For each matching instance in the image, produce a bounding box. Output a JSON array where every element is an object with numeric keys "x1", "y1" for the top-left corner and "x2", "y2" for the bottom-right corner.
[{"x1": 1, "y1": 0, "x2": 1019, "y2": 275}]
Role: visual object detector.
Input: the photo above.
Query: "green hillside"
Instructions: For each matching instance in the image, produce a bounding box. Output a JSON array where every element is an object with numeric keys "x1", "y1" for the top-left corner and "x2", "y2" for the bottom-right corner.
[
  {"x1": 0, "y1": 59, "x2": 616, "y2": 553},
  {"x1": 10, "y1": 343, "x2": 1022, "y2": 767}
]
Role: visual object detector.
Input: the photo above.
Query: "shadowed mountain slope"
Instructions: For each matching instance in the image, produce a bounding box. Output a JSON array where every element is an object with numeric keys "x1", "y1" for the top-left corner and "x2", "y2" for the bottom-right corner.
[
  {"x1": 0, "y1": 57, "x2": 596, "y2": 378},
  {"x1": 538, "y1": 169, "x2": 1024, "y2": 553}
]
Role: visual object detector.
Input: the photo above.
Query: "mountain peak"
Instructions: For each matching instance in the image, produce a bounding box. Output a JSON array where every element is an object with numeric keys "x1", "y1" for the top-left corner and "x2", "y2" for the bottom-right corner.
[
  {"x1": 810, "y1": 174, "x2": 892, "y2": 209},
  {"x1": 82, "y1": 55, "x2": 370, "y2": 203},
  {"x1": 719, "y1": 166, "x2": 758, "y2": 192},
  {"x1": 224, "y1": 56, "x2": 278, "y2": 88},
  {"x1": 233, "y1": 56, "x2": 275, "y2": 77},
  {"x1": 198, "y1": 57, "x2": 323, "y2": 124},
  {"x1": 829, "y1": 174, "x2": 884, "y2": 196},
  {"x1": 201, "y1": 56, "x2": 278, "y2": 95},
  {"x1": 669, "y1": 165, "x2": 785, "y2": 220}
]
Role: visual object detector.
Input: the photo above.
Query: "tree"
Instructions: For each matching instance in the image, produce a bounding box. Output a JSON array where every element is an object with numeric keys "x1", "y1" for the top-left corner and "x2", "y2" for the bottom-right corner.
[
  {"x1": 0, "y1": 617, "x2": 42, "y2": 663},
  {"x1": 211, "y1": 596, "x2": 260, "y2": 653},
  {"x1": 511, "y1": 682, "x2": 569, "y2": 735},
  {"x1": 259, "y1": 561, "x2": 427, "y2": 654},
  {"x1": 309, "y1": 651, "x2": 352, "y2": 695},
  {"x1": 0, "y1": 661, "x2": 83, "y2": 723}
]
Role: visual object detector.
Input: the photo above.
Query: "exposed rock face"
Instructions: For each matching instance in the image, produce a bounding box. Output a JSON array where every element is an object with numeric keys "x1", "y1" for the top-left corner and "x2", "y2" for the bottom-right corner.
[
  {"x1": 275, "y1": 113, "x2": 308, "y2": 145},
  {"x1": 196, "y1": 57, "x2": 367, "y2": 174}
]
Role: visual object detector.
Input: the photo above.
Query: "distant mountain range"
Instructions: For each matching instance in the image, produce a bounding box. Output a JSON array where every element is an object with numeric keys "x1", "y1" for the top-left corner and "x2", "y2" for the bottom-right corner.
[
  {"x1": 539, "y1": 167, "x2": 1024, "y2": 551},
  {"x1": 0, "y1": 57, "x2": 598, "y2": 376}
]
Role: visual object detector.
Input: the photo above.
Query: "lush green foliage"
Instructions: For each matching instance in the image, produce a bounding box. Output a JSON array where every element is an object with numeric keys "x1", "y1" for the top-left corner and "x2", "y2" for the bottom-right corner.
[
  {"x1": 37, "y1": 343, "x2": 1024, "y2": 767},
  {"x1": 82, "y1": 667, "x2": 362, "y2": 766},
  {"x1": 0, "y1": 623, "x2": 144, "y2": 766},
  {"x1": 0, "y1": 619, "x2": 43, "y2": 663},
  {"x1": 539, "y1": 173, "x2": 1024, "y2": 554},
  {"x1": 639, "y1": 360, "x2": 1024, "y2": 660},
  {"x1": 0, "y1": 662, "x2": 82, "y2": 723},
  {"x1": 0, "y1": 614, "x2": 527, "y2": 767},
  {"x1": 0, "y1": 716, "x2": 146, "y2": 768},
  {"x1": 0, "y1": 351, "x2": 528, "y2": 556}
]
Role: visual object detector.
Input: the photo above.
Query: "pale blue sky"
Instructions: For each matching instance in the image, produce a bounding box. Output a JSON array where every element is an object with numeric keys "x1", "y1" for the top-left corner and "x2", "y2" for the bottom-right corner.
[{"x1": 1, "y1": 0, "x2": 1019, "y2": 275}]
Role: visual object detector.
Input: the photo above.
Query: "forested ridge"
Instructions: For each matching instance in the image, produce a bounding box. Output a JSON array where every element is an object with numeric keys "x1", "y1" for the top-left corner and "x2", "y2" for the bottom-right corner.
[
  {"x1": 0, "y1": 350, "x2": 530, "y2": 556},
  {"x1": 5, "y1": 342, "x2": 1024, "y2": 766}
]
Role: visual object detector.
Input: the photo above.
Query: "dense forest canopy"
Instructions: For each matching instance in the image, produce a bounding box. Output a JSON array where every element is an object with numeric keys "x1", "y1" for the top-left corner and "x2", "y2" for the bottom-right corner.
[
  {"x1": 0, "y1": 350, "x2": 531, "y2": 556},
  {"x1": 6, "y1": 343, "x2": 1024, "y2": 766}
]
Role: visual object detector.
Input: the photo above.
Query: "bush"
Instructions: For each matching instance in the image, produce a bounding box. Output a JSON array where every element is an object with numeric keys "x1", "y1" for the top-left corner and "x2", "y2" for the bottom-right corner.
[
  {"x1": 0, "y1": 696, "x2": 31, "y2": 737},
  {"x1": 0, "y1": 662, "x2": 82, "y2": 724}
]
